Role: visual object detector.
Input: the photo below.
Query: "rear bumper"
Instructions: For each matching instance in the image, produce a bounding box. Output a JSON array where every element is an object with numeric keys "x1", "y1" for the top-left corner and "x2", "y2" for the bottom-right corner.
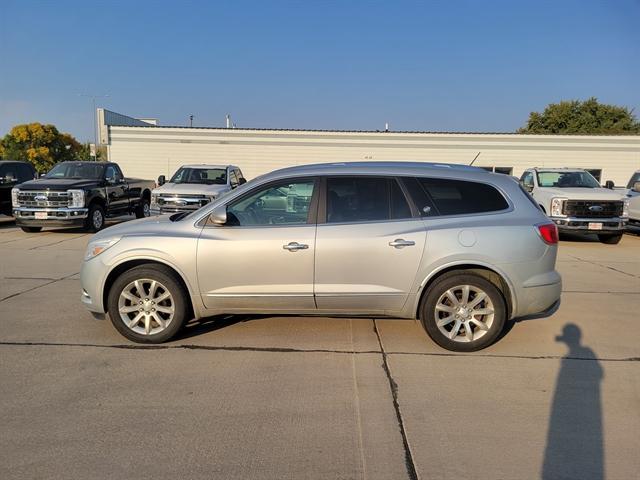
[
  {"x1": 14, "y1": 207, "x2": 88, "y2": 227},
  {"x1": 516, "y1": 279, "x2": 562, "y2": 319},
  {"x1": 550, "y1": 216, "x2": 626, "y2": 233}
]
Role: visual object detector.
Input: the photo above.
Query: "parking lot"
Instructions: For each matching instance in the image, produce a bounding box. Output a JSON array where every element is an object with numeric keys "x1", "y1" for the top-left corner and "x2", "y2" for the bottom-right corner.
[{"x1": 0, "y1": 216, "x2": 638, "y2": 480}]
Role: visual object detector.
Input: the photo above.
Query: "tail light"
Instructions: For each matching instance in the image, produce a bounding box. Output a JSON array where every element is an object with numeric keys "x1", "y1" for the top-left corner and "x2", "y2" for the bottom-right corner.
[{"x1": 537, "y1": 223, "x2": 558, "y2": 245}]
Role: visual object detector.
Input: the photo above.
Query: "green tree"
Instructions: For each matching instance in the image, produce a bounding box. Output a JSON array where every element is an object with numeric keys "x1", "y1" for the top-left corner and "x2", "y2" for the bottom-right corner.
[
  {"x1": 518, "y1": 98, "x2": 640, "y2": 134},
  {"x1": 0, "y1": 123, "x2": 84, "y2": 173},
  {"x1": 75, "y1": 142, "x2": 107, "y2": 161}
]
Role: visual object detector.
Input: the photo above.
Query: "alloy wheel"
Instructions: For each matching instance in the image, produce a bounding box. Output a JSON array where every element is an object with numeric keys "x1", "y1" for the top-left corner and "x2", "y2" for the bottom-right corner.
[
  {"x1": 434, "y1": 284, "x2": 495, "y2": 343},
  {"x1": 117, "y1": 278, "x2": 175, "y2": 335}
]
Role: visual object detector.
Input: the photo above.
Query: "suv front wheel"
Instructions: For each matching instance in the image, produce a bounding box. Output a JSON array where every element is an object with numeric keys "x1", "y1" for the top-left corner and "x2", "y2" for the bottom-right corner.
[
  {"x1": 107, "y1": 264, "x2": 189, "y2": 343},
  {"x1": 420, "y1": 272, "x2": 506, "y2": 352}
]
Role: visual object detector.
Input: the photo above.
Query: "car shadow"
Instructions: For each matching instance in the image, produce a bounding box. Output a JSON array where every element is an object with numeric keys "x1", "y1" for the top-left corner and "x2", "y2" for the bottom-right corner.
[
  {"x1": 176, "y1": 314, "x2": 272, "y2": 340},
  {"x1": 542, "y1": 323, "x2": 604, "y2": 479}
]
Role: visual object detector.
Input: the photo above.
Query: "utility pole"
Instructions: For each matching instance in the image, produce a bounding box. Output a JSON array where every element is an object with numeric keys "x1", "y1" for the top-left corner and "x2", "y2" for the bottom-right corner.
[{"x1": 79, "y1": 93, "x2": 110, "y2": 160}]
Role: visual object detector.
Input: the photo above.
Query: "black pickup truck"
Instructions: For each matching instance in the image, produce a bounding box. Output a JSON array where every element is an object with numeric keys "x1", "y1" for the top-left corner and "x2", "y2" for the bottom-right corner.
[
  {"x1": 1, "y1": 161, "x2": 37, "y2": 216},
  {"x1": 12, "y1": 161, "x2": 154, "y2": 233}
]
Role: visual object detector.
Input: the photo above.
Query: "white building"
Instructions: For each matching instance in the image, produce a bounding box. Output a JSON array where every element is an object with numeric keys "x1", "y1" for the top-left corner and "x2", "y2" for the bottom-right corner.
[{"x1": 98, "y1": 109, "x2": 640, "y2": 185}]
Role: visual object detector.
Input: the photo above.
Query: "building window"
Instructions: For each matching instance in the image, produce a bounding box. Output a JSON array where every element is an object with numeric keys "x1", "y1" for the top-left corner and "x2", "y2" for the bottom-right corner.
[
  {"x1": 479, "y1": 166, "x2": 493, "y2": 172},
  {"x1": 585, "y1": 169, "x2": 602, "y2": 182},
  {"x1": 494, "y1": 167, "x2": 513, "y2": 175}
]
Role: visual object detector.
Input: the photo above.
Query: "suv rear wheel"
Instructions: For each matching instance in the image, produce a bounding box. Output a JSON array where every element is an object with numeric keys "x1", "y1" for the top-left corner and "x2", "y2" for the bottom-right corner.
[
  {"x1": 107, "y1": 264, "x2": 189, "y2": 343},
  {"x1": 420, "y1": 272, "x2": 506, "y2": 352}
]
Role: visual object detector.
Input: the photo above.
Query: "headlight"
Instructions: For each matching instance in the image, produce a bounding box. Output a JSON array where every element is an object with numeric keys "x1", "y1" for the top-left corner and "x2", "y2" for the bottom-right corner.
[
  {"x1": 68, "y1": 189, "x2": 85, "y2": 208},
  {"x1": 11, "y1": 188, "x2": 19, "y2": 207},
  {"x1": 550, "y1": 197, "x2": 566, "y2": 217},
  {"x1": 151, "y1": 193, "x2": 159, "y2": 208},
  {"x1": 84, "y1": 238, "x2": 120, "y2": 261},
  {"x1": 622, "y1": 199, "x2": 629, "y2": 218}
]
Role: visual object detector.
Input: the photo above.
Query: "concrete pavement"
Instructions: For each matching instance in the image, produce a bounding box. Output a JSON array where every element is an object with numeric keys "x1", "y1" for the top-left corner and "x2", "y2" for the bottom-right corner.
[{"x1": 1, "y1": 217, "x2": 638, "y2": 479}]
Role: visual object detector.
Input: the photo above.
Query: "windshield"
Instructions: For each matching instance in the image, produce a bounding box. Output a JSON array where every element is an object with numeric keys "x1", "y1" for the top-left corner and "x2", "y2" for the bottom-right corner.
[
  {"x1": 627, "y1": 172, "x2": 640, "y2": 189},
  {"x1": 46, "y1": 163, "x2": 104, "y2": 179},
  {"x1": 169, "y1": 167, "x2": 227, "y2": 185},
  {"x1": 536, "y1": 171, "x2": 600, "y2": 188}
]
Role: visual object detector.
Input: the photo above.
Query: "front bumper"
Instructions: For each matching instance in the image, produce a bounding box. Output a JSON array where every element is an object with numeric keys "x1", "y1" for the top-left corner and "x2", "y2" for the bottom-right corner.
[
  {"x1": 80, "y1": 256, "x2": 109, "y2": 314},
  {"x1": 549, "y1": 216, "x2": 626, "y2": 233},
  {"x1": 626, "y1": 218, "x2": 640, "y2": 232},
  {"x1": 14, "y1": 207, "x2": 88, "y2": 226},
  {"x1": 150, "y1": 205, "x2": 201, "y2": 215}
]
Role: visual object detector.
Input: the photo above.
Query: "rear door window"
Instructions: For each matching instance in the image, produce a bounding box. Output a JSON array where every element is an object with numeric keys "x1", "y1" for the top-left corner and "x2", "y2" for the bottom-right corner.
[
  {"x1": 415, "y1": 178, "x2": 509, "y2": 216},
  {"x1": 326, "y1": 177, "x2": 412, "y2": 224}
]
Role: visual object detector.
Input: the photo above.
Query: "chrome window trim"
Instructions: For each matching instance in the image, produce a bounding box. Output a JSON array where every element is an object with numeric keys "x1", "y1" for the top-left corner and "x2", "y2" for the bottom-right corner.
[{"x1": 199, "y1": 176, "x2": 319, "y2": 229}]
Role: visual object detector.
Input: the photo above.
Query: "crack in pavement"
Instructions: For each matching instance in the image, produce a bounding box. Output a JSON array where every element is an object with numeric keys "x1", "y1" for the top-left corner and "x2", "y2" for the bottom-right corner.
[
  {"x1": 0, "y1": 341, "x2": 638, "y2": 362},
  {"x1": 0, "y1": 272, "x2": 78, "y2": 302},
  {"x1": 29, "y1": 234, "x2": 89, "y2": 250},
  {"x1": 373, "y1": 320, "x2": 419, "y2": 480},
  {"x1": 567, "y1": 254, "x2": 640, "y2": 279}
]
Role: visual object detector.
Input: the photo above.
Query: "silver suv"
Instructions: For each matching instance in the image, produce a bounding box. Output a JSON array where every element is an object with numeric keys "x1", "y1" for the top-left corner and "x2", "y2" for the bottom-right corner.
[{"x1": 80, "y1": 162, "x2": 562, "y2": 352}]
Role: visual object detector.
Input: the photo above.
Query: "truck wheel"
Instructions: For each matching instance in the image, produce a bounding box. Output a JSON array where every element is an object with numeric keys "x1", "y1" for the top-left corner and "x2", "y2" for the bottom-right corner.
[
  {"x1": 419, "y1": 272, "x2": 506, "y2": 352},
  {"x1": 598, "y1": 234, "x2": 622, "y2": 245},
  {"x1": 107, "y1": 264, "x2": 189, "y2": 343},
  {"x1": 135, "y1": 198, "x2": 151, "y2": 218},
  {"x1": 85, "y1": 204, "x2": 105, "y2": 232},
  {"x1": 21, "y1": 226, "x2": 42, "y2": 233}
]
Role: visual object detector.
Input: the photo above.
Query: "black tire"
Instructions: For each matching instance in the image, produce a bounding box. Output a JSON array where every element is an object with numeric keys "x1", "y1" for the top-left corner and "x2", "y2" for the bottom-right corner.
[
  {"x1": 135, "y1": 197, "x2": 151, "y2": 219},
  {"x1": 85, "y1": 203, "x2": 105, "y2": 232},
  {"x1": 107, "y1": 264, "x2": 189, "y2": 343},
  {"x1": 598, "y1": 234, "x2": 622, "y2": 245},
  {"x1": 419, "y1": 272, "x2": 507, "y2": 352},
  {"x1": 21, "y1": 226, "x2": 42, "y2": 233}
]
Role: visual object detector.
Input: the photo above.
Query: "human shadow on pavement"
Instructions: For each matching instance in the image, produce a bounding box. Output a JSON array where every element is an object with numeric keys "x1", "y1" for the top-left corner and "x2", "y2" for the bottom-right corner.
[{"x1": 542, "y1": 323, "x2": 604, "y2": 480}]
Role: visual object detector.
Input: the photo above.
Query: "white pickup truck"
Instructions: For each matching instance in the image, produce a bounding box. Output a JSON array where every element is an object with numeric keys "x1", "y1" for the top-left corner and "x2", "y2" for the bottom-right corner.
[
  {"x1": 520, "y1": 168, "x2": 628, "y2": 244},
  {"x1": 624, "y1": 170, "x2": 640, "y2": 233},
  {"x1": 151, "y1": 164, "x2": 245, "y2": 215}
]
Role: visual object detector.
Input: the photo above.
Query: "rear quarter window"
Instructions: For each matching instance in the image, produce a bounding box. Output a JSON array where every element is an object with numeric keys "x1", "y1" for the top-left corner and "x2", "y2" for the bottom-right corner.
[{"x1": 416, "y1": 178, "x2": 509, "y2": 216}]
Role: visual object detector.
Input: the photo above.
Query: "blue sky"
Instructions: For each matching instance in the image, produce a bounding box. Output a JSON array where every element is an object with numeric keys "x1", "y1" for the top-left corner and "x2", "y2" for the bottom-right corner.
[{"x1": 1, "y1": 0, "x2": 639, "y2": 141}]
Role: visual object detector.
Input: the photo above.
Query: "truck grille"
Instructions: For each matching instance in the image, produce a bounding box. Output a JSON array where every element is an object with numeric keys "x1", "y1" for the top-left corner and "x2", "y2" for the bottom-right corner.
[
  {"x1": 157, "y1": 194, "x2": 210, "y2": 212},
  {"x1": 16, "y1": 191, "x2": 70, "y2": 208},
  {"x1": 562, "y1": 200, "x2": 623, "y2": 218}
]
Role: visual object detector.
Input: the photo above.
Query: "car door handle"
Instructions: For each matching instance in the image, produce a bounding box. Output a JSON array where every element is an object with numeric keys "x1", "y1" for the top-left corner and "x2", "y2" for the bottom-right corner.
[
  {"x1": 388, "y1": 239, "x2": 415, "y2": 248},
  {"x1": 283, "y1": 242, "x2": 309, "y2": 251}
]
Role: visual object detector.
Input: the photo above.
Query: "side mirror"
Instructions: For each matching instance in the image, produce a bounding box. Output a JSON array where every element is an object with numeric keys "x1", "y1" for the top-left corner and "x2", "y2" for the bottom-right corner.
[
  {"x1": 633, "y1": 181, "x2": 640, "y2": 193},
  {"x1": 208, "y1": 204, "x2": 227, "y2": 225},
  {"x1": 158, "y1": 175, "x2": 166, "y2": 186},
  {"x1": 520, "y1": 180, "x2": 533, "y2": 192},
  {"x1": 605, "y1": 180, "x2": 614, "y2": 189},
  {"x1": 238, "y1": 177, "x2": 247, "y2": 185}
]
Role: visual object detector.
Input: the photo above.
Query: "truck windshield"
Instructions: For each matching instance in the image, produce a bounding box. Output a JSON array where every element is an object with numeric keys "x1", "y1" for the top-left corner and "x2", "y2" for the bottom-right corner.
[
  {"x1": 627, "y1": 172, "x2": 640, "y2": 189},
  {"x1": 170, "y1": 168, "x2": 227, "y2": 185},
  {"x1": 536, "y1": 171, "x2": 600, "y2": 188},
  {"x1": 46, "y1": 163, "x2": 105, "y2": 179}
]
